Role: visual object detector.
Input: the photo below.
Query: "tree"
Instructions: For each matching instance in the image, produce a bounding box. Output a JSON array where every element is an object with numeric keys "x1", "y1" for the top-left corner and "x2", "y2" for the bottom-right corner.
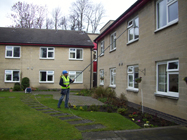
[
  {"x1": 52, "y1": 7, "x2": 62, "y2": 30},
  {"x1": 46, "y1": 18, "x2": 54, "y2": 29},
  {"x1": 59, "y1": 16, "x2": 67, "y2": 30}
]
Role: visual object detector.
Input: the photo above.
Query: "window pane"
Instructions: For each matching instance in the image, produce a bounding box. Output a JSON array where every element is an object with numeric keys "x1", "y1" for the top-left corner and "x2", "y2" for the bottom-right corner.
[
  {"x1": 6, "y1": 74, "x2": 11, "y2": 81},
  {"x1": 129, "y1": 28, "x2": 134, "y2": 41},
  {"x1": 48, "y1": 75, "x2": 53, "y2": 81},
  {"x1": 70, "y1": 49, "x2": 75, "y2": 51},
  {"x1": 48, "y1": 48, "x2": 53, "y2": 50},
  {"x1": 111, "y1": 35, "x2": 114, "y2": 49},
  {"x1": 129, "y1": 75, "x2": 133, "y2": 87},
  {"x1": 48, "y1": 52, "x2": 53, "y2": 58},
  {"x1": 169, "y1": 74, "x2": 178, "y2": 92},
  {"x1": 76, "y1": 72, "x2": 82, "y2": 82},
  {"x1": 14, "y1": 47, "x2": 20, "y2": 57},
  {"x1": 135, "y1": 27, "x2": 139, "y2": 39},
  {"x1": 134, "y1": 67, "x2": 139, "y2": 88},
  {"x1": 41, "y1": 48, "x2": 47, "y2": 58},
  {"x1": 168, "y1": 61, "x2": 178, "y2": 70},
  {"x1": 113, "y1": 74, "x2": 116, "y2": 85},
  {"x1": 70, "y1": 52, "x2": 75, "y2": 58},
  {"x1": 13, "y1": 71, "x2": 19, "y2": 81},
  {"x1": 157, "y1": 0, "x2": 167, "y2": 28},
  {"x1": 7, "y1": 50, "x2": 12, "y2": 56},
  {"x1": 77, "y1": 49, "x2": 82, "y2": 59},
  {"x1": 168, "y1": 1, "x2": 178, "y2": 22},
  {"x1": 158, "y1": 64, "x2": 167, "y2": 92},
  {"x1": 40, "y1": 72, "x2": 46, "y2": 81}
]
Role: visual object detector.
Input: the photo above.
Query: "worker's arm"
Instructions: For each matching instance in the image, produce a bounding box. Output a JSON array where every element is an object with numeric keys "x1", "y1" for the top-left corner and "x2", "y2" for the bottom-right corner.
[
  {"x1": 70, "y1": 79, "x2": 74, "y2": 83},
  {"x1": 59, "y1": 78, "x2": 66, "y2": 87}
]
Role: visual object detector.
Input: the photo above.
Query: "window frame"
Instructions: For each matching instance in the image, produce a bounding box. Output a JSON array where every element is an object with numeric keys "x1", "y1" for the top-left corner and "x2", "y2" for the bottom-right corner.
[
  {"x1": 40, "y1": 47, "x2": 55, "y2": 59},
  {"x1": 68, "y1": 71, "x2": 83, "y2": 83},
  {"x1": 155, "y1": 60, "x2": 179, "y2": 98},
  {"x1": 156, "y1": 0, "x2": 178, "y2": 31},
  {"x1": 39, "y1": 70, "x2": 54, "y2": 83},
  {"x1": 127, "y1": 16, "x2": 139, "y2": 44},
  {"x1": 99, "y1": 69, "x2": 104, "y2": 85},
  {"x1": 69, "y1": 48, "x2": 83, "y2": 60},
  {"x1": 4, "y1": 70, "x2": 20, "y2": 83},
  {"x1": 126, "y1": 65, "x2": 139, "y2": 92},
  {"x1": 109, "y1": 68, "x2": 116, "y2": 88},
  {"x1": 110, "y1": 32, "x2": 116, "y2": 52},
  {"x1": 100, "y1": 40, "x2": 105, "y2": 56},
  {"x1": 5, "y1": 46, "x2": 21, "y2": 59}
]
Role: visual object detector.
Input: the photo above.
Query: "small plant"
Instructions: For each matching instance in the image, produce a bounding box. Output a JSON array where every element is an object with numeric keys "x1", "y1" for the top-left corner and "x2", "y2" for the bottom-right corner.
[
  {"x1": 117, "y1": 108, "x2": 128, "y2": 115},
  {"x1": 88, "y1": 104, "x2": 99, "y2": 111},
  {"x1": 183, "y1": 77, "x2": 187, "y2": 84},
  {"x1": 13, "y1": 83, "x2": 21, "y2": 91},
  {"x1": 142, "y1": 118, "x2": 148, "y2": 122},
  {"x1": 135, "y1": 77, "x2": 142, "y2": 83},
  {"x1": 21, "y1": 77, "x2": 30, "y2": 90},
  {"x1": 79, "y1": 106, "x2": 84, "y2": 111},
  {"x1": 82, "y1": 105, "x2": 88, "y2": 111},
  {"x1": 128, "y1": 114, "x2": 133, "y2": 118},
  {"x1": 107, "y1": 107, "x2": 112, "y2": 113},
  {"x1": 73, "y1": 105, "x2": 77, "y2": 110},
  {"x1": 132, "y1": 112, "x2": 138, "y2": 117}
]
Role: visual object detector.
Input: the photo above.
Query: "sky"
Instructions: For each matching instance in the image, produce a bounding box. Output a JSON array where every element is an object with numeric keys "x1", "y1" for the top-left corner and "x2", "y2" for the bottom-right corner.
[{"x1": 0, "y1": 0, "x2": 137, "y2": 31}]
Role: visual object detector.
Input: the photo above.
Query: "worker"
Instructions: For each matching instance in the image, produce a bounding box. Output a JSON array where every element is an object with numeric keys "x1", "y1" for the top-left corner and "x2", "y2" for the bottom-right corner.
[{"x1": 58, "y1": 70, "x2": 74, "y2": 108}]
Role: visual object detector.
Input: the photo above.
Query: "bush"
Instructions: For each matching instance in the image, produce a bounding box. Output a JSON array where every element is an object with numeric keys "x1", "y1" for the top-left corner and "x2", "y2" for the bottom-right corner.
[
  {"x1": 13, "y1": 83, "x2": 21, "y2": 91},
  {"x1": 117, "y1": 108, "x2": 128, "y2": 115},
  {"x1": 21, "y1": 77, "x2": 30, "y2": 90}
]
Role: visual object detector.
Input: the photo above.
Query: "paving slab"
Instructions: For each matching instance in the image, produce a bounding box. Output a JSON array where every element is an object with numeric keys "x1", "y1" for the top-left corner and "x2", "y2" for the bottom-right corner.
[
  {"x1": 9, "y1": 96, "x2": 16, "y2": 98},
  {"x1": 59, "y1": 116, "x2": 79, "y2": 120},
  {"x1": 68, "y1": 120, "x2": 93, "y2": 125},
  {"x1": 76, "y1": 124, "x2": 106, "y2": 131},
  {"x1": 43, "y1": 111, "x2": 60, "y2": 114},
  {"x1": 31, "y1": 106, "x2": 47, "y2": 108},
  {"x1": 0, "y1": 97, "x2": 5, "y2": 98},
  {"x1": 36, "y1": 108, "x2": 52, "y2": 111},
  {"x1": 50, "y1": 113, "x2": 70, "y2": 116}
]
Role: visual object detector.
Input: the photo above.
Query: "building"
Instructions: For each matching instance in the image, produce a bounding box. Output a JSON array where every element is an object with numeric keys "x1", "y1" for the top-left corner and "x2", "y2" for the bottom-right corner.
[
  {"x1": 95, "y1": 0, "x2": 187, "y2": 120},
  {"x1": 0, "y1": 28, "x2": 94, "y2": 90}
]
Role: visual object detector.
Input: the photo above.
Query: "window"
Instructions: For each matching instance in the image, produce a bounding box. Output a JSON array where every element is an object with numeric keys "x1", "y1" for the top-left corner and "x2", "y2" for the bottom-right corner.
[
  {"x1": 5, "y1": 70, "x2": 20, "y2": 82},
  {"x1": 156, "y1": 60, "x2": 179, "y2": 98},
  {"x1": 99, "y1": 69, "x2": 104, "y2": 85},
  {"x1": 5, "y1": 46, "x2": 20, "y2": 58},
  {"x1": 40, "y1": 47, "x2": 54, "y2": 59},
  {"x1": 156, "y1": 0, "x2": 178, "y2": 30},
  {"x1": 69, "y1": 71, "x2": 83, "y2": 83},
  {"x1": 69, "y1": 48, "x2": 83, "y2": 60},
  {"x1": 128, "y1": 17, "x2": 139, "y2": 43},
  {"x1": 100, "y1": 41, "x2": 104, "y2": 55},
  {"x1": 93, "y1": 50, "x2": 97, "y2": 61},
  {"x1": 40, "y1": 71, "x2": 54, "y2": 83},
  {"x1": 110, "y1": 68, "x2": 116, "y2": 87},
  {"x1": 127, "y1": 66, "x2": 139, "y2": 90},
  {"x1": 110, "y1": 32, "x2": 116, "y2": 51}
]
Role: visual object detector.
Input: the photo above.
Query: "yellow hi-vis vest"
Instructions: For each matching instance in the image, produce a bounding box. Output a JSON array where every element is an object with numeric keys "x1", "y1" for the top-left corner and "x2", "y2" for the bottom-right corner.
[{"x1": 61, "y1": 76, "x2": 70, "y2": 89}]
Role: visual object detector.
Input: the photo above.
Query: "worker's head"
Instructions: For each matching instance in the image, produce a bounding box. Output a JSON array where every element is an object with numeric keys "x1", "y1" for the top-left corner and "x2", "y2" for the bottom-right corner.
[{"x1": 62, "y1": 70, "x2": 68, "y2": 76}]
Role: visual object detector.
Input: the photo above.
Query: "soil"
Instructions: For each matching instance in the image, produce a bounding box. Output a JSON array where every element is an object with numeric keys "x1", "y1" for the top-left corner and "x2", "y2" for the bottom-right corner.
[{"x1": 71, "y1": 105, "x2": 177, "y2": 128}]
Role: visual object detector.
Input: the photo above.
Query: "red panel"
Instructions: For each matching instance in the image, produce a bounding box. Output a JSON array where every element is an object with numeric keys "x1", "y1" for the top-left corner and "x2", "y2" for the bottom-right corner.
[{"x1": 93, "y1": 61, "x2": 97, "y2": 72}]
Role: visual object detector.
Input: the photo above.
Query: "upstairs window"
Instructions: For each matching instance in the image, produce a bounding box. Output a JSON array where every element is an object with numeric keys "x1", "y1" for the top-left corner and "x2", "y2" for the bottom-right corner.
[
  {"x1": 127, "y1": 65, "x2": 139, "y2": 89},
  {"x1": 156, "y1": 0, "x2": 178, "y2": 30},
  {"x1": 128, "y1": 17, "x2": 139, "y2": 43},
  {"x1": 99, "y1": 69, "x2": 104, "y2": 85},
  {"x1": 40, "y1": 71, "x2": 54, "y2": 83},
  {"x1": 69, "y1": 48, "x2": 83, "y2": 60},
  {"x1": 110, "y1": 32, "x2": 116, "y2": 51},
  {"x1": 40, "y1": 47, "x2": 54, "y2": 59},
  {"x1": 5, "y1": 70, "x2": 20, "y2": 82},
  {"x1": 100, "y1": 40, "x2": 104, "y2": 56},
  {"x1": 5, "y1": 46, "x2": 20, "y2": 58},
  {"x1": 69, "y1": 71, "x2": 83, "y2": 83}
]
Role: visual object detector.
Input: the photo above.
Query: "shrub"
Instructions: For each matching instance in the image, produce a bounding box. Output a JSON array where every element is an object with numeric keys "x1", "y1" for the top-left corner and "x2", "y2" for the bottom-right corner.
[
  {"x1": 21, "y1": 77, "x2": 30, "y2": 90},
  {"x1": 13, "y1": 83, "x2": 21, "y2": 91},
  {"x1": 117, "y1": 108, "x2": 128, "y2": 115},
  {"x1": 88, "y1": 104, "x2": 100, "y2": 111}
]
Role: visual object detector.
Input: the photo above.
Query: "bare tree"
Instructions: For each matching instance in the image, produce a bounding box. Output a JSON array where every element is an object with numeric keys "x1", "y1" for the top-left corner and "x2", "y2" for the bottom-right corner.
[
  {"x1": 59, "y1": 16, "x2": 67, "y2": 30},
  {"x1": 52, "y1": 7, "x2": 62, "y2": 30},
  {"x1": 46, "y1": 18, "x2": 54, "y2": 29}
]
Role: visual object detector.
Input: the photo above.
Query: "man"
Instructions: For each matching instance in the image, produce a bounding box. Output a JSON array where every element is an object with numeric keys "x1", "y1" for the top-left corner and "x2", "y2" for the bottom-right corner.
[{"x1": 58, "y1": 70, "x2": 74, "y2": 108}]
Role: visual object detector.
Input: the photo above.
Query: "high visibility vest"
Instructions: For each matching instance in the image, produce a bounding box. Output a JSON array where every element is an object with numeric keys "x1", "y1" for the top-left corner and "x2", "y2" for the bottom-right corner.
[{"x1": 61, "y1": 76, "x2": 70, "y2": 89}]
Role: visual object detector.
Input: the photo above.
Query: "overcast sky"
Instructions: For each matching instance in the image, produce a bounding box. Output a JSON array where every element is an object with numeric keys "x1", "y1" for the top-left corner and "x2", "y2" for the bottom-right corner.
[{"x1": 0, "y1": 0, "x2": 137, "y2": 31}]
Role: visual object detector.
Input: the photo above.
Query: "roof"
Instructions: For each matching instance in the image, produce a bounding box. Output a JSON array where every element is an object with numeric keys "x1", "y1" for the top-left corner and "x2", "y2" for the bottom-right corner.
[
  {"x1": 94, "y1": 0, "x2": 149, "y2": 43},
  {"x1": 0, "y1": 27, "x2": 94, "y2": 48}
]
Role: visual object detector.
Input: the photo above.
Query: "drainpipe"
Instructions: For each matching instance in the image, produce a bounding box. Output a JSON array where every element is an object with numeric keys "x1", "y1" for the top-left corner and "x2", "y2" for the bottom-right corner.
[{"x1": 90, "y1": 48, "x2": 92, "y2": 90}]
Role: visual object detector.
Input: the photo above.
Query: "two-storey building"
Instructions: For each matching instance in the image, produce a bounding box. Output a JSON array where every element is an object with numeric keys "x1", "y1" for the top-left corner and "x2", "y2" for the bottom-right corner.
[
  {"x1": 0, "y1": 28, "x2": 94, "y2": 90},
  {"x1": 95, "y1": 0, "x2": 187, "y2": 120}
]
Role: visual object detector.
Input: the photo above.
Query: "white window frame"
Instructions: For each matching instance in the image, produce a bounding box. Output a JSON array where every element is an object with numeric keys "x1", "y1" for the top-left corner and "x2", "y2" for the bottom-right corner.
[
  {"x1": 40, "y1": 47, "x2": 55, "y2": 59},
  {"x1": 156, "y1": 0, "x2": 178, "y2": 31},
  {"x1": 110, "y1": 32, "x2": 116, "y2": 51},
  {"x1": 5, "y1": 46, "x2": 21, "y2": 58},
  {"x1": 69, "y1": 48, "x2": 83, "y2": 60},
  {"x1": 99, "y1": 69, "x2": 104, "y2": 85},
  {"x1": 127, "y1": 17, "x2": 139, "y2": 43},
  {"x1": 126, "y1": 65, "x2": 139, "y2": 92},
  {"x1": 39, "y1": 70, "x2": 54, "y2": 83},
  {"x1": 69, "y1": 71, "x2": 83, "y2": 83},
  {"x1": 109, "y1": 68, "x2": 116, "y2": 88},
  {"x1": 4, "y1": 70, "x2": 20, "y2": 82},
  {"x1": 100, "y1": 40, "x2": 104, "y2": 56},
  {"x1": 155, "y1": 60, "x2": 179, "y2": 98}
]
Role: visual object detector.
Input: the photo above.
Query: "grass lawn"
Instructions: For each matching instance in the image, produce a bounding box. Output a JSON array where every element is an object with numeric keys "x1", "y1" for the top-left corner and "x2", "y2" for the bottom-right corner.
[{"x1": 0, "y1": 92, "x2": 140, "y2": 140}]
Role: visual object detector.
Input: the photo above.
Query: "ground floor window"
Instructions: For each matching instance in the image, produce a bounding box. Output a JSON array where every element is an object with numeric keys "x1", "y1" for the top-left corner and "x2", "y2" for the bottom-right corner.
[
  {"x1": 110, "y1": 68, "x2": 116, "y2": 87},
  {"x1": 69, "y1": 71, "x2": 83, "y2": 83},
  {"x1": 5, "y1": 70, "x2": 20, "y2": 82},
  {"x1": 99, "y1": 69, "x2": 104, "y2": 85},
  {"x1": 127, "y1": 65, "x2": 139, "y2": 89},
  {"x1": 40, "y1": 71, "x2": 54, "y2": 83},
  {"x1": 156, "y1": 60, "x2": 179, "y2": 98}
]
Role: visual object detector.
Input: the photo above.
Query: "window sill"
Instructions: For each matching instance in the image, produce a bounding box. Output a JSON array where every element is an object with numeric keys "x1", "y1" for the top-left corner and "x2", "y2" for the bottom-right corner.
[
  {"x1": 109, "y1": 48, "x2": 116, "y2": 53},
  {"x1": 100, "y1": 54, "x2": 104, "y2": 57},
  {"x1": 5, "y1": 81, "x2": 20, "y2": 83},
  {"x1": 73, "y1": 82, "x2": 83, "y2": 84},
  {"x1": 39, "y1": 82, "x2": 54, "y2": 84},
  {"x1": 154, "y1": 20, "x2": 178, "y2": 33},
  {"x1": 126, "y1": 88, "x2": 139, "y2": 93},
  {"x1": 154, "y1": 92, "x2": 179, "y2": 99},
  {"x1": 5, "y1": 57, "x2": 20, "y2": 59},
  {"x1": 100, "y1": 83, "x2": 104, "y2": 86},
  {"x1": 109, "y1": 85, "x2": 116, "y2": 88},
  {"x1": 69, "y1": 59, "x2": 83, "y2": 61},
  {"x1": 40, "y1": 58, "x2": 55, "y2": 60},
  {"x1": 127, "y1": 38, "x2": 139, "y2": 45}
]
